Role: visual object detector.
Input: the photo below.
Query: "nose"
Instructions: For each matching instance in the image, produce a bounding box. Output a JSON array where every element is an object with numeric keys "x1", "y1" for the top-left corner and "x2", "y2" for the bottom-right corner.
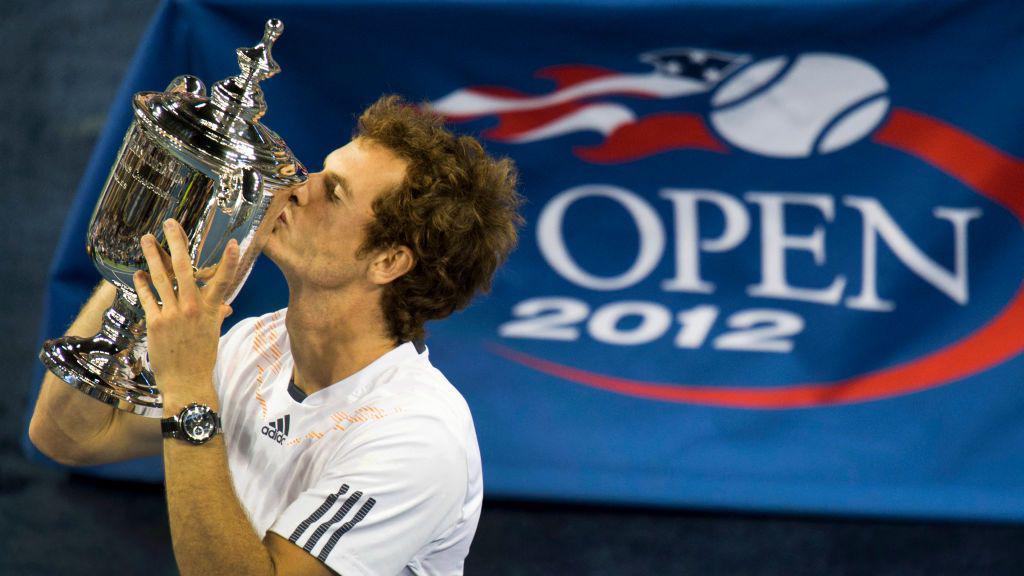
[{"x1": 288, "y1": 176, "x2": 311, "y2": 206}]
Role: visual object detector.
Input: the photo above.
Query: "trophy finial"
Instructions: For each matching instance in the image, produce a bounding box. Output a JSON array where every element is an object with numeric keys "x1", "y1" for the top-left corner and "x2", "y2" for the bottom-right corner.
[
  {"x1": 208, "y1": 18, "x2": 288, "y2": 123},
  {"x1": 237, "y1": 18, "x2": 283, "y2": 84},
  {"x1": 264, "y1": 18, "x2": 283, "y2": 44}
]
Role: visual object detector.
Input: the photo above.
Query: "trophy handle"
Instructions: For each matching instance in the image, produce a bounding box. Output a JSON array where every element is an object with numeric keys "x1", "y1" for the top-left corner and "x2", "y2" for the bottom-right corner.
[
  {"x1": 217, "y1": 165, "x2": 263, "y2": 227},
  {"x1": 165, "y1": 74, "x2": 206, "y2": 97}
]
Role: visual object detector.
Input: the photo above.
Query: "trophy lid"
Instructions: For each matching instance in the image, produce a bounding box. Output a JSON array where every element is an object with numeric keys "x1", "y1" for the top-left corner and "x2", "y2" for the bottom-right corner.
[{"x1": 131, "y1": 19, "x2": 305, "y2": 184}]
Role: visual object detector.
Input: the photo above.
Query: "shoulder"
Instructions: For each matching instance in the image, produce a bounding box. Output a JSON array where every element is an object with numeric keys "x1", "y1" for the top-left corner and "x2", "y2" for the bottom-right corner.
[
  {"x1": 369, "y1": 356, "x2": 473, "y2": 439},
  {"x1": 339, "y1": 356, "x2": 477, "y2": 471}
]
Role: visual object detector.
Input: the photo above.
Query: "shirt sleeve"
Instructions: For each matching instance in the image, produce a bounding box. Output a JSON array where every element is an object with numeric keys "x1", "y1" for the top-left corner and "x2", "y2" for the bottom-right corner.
[{"x1": 268, "y1": 404, "x2": 468, "y2": 575}]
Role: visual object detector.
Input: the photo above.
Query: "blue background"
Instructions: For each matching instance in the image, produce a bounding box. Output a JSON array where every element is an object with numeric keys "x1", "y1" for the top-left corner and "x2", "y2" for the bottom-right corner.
[{"x1": 25, "y1": 0, "x2": 1024, "y2": 520}]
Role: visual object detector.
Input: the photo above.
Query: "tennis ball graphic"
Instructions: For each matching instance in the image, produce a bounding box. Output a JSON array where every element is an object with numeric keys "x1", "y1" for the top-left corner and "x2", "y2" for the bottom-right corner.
[{"x1": 709, "y1": 53, "x2": 890, "y2": 158}]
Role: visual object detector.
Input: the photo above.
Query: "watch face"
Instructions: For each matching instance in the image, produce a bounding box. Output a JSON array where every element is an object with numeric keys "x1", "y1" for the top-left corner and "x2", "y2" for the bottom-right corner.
[{"x1": 179, "y1": 405, "x2": 217, "y2": 444}]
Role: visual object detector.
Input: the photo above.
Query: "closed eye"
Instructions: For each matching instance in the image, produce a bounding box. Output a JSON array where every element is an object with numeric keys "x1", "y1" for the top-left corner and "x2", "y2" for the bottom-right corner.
[
  {"x1": 322, "y1": 170, "x2": 352, "y2": 202},
  {"x1": 320, "y1": 175, "x2": 342, "y2": 203}
]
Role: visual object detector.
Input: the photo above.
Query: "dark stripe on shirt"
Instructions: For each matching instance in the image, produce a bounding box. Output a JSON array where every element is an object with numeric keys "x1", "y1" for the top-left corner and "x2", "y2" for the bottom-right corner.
[
  {"x1": 317, "y1": 498, "x2": 376, "y2": 561},
  {"x1": 303, "y1": 491, "x2": 362, "y2": 552},
  {"x1": 289, "y1": 484, "x2": 349, "y2": 543}
]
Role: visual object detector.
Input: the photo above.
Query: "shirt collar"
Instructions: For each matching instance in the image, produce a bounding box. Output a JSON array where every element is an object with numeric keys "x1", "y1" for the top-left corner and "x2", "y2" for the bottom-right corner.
[{"x1": 288, "y1": 341, "x2": 422, "y2": 406}]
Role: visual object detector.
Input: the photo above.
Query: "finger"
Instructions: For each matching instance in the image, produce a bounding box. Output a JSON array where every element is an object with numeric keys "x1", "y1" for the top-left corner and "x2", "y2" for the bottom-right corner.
[
  {"x1": 132, "y1": 271, "x2": 161, "y2": 319},
  {"x1": 141, "y1": 234, "x2": 176, "y2": 309},
  {"x1": 164, "y1": 219, "x2": 199, "y2": 302},
  {"x1": 204, "y1": 239, "x2": 241, "y2": 305},
  {"x1": 156, "y1": 241, "x2": 175, "y2": 281}
]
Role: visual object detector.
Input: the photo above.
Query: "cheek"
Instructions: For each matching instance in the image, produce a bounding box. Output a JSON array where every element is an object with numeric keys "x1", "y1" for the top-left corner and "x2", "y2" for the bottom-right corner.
[{"x1": 316, "y1": 222, "x2": 361, "y2": 259}]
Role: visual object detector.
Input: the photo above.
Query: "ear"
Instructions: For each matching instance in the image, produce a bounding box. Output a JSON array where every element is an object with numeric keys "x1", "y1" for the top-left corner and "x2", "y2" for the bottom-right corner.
[{"x1": 368, "y1": 245, "x2": 415, "y2": 285}]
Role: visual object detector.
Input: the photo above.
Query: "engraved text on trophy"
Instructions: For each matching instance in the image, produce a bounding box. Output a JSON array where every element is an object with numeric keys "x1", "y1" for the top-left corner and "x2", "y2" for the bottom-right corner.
[{"x1": 87, "y1": 124, "x2": 215, "y2": 278}]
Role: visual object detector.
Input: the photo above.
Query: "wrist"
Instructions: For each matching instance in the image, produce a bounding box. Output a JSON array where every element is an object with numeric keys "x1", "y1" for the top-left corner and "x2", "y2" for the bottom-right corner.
[
  {"x1": 160, "y1": 375, "x2": 219, "y2": 415},
  {"x1": 163, "y1": 395, "x2": 220, "y2": 415},
  {"x1": 162, "y1": 403, "x2": 222, "y2": 445}
]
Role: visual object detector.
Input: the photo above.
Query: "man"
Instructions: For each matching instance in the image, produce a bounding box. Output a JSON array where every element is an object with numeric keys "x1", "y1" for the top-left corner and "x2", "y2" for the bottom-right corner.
[{"x1": 29, "y1": 95, "x2": 524, "y2": 575}]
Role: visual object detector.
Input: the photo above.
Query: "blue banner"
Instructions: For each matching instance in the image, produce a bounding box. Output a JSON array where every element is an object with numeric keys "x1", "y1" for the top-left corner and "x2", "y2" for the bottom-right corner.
[{"x1": 27, "y1": 0, "x2": 1024, "y2": 520}]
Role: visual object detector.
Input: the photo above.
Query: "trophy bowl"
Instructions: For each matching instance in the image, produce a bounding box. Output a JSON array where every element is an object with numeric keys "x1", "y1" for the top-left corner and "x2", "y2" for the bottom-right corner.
[{"x1": 40, "y1": 19, "x2": 306, "y2": 418}]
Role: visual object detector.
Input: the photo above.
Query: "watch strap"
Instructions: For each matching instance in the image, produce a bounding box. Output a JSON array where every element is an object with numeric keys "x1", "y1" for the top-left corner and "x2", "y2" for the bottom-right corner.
[{"x1": 160, "y1": 415, "x2": 180, "y2": 439}]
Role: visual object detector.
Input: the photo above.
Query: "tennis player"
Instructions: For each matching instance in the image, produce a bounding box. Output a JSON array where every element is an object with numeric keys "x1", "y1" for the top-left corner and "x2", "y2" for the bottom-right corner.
[{"x1": 30, "y1": 95, "x2": 523, "y2": 576}]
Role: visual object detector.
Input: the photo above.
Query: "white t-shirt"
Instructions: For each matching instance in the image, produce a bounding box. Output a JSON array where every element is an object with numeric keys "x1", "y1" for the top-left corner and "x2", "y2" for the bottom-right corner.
[{"x1": 213, "y1": 308, "x2": 483, "y2": 576}]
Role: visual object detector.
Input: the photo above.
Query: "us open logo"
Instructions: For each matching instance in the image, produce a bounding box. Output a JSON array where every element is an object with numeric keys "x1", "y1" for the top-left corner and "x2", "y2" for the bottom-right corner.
[{"x1": 434, "y1": 49, "x2": 1024, "y2": 409}]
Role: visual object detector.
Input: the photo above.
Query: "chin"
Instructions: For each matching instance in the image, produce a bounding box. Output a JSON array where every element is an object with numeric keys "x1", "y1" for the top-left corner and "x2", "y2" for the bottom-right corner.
[
  {"x1": 263, "y1": 240, "x2": 295, "y2": 274},
  {"x1": 263, "y1": 235, "x2": 282, "y2": 261}
]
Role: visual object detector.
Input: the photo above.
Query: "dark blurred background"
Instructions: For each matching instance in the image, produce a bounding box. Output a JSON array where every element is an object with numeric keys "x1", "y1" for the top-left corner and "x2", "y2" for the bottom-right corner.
[{"x1": 2, "y1": 2, "x2": 1023, "y2": 574}]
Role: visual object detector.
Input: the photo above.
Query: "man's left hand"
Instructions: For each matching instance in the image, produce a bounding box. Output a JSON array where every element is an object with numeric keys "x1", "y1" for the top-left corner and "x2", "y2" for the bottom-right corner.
[{"x1": 133, "y1": 218, "x2": 240, "y2": 411}]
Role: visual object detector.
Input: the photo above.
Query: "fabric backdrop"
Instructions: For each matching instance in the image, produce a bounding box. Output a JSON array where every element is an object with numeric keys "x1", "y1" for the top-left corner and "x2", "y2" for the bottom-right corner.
[{"x1": 25, "y1": 0, "x2": 1024, "y2": 521}]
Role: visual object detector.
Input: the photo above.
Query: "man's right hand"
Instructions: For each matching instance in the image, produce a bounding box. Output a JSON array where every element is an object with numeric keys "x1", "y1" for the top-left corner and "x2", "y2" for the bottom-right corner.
[{"x1": 29, "y1": 281, "x2": 163, "y2": 466}]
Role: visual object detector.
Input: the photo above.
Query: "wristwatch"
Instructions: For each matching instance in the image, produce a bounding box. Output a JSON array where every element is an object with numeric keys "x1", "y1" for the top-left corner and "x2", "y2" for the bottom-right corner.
[{"x1": 161, "y1": 403, "x2": 222, "y2": 445}]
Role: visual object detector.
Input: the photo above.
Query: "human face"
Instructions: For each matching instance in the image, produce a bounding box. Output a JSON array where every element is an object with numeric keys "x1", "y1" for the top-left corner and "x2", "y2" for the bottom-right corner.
[{"x1": 264, "y1": 138, "x2": 409, "y2": 289}]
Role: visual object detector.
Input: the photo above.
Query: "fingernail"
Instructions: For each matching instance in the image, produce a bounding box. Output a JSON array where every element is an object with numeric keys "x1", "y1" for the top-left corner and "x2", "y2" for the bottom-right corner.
[
  {"x1": 163, "y1": 219, "x2": 172, "y2": 229},
  {"x1": 141, "y1": 235, "x2": 153, "y2": 246}
]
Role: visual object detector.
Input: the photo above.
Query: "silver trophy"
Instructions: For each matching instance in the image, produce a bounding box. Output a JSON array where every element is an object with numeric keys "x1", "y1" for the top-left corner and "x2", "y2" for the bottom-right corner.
[{"x1": 40, "y1": 19, "x2": 306, "y2": 418}]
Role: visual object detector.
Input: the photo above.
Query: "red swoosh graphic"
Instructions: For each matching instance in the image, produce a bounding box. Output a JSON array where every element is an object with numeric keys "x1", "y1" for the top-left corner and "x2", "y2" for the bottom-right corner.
[
  {"x1": 494, "y1": 107, "x2": 1024, "y2": 408},
  {"x1": 535, "y1": 64, "x2": 621, "y2": 89},
  {"x1": 574, "y1": 113, "x2": 729, "y2": 163},
  {"x1": 874, "y1": 108, "x2": 1024, "y2": 223},
  {"x1": 484, "y1": 100, "x2": 589, "y2": 141}
]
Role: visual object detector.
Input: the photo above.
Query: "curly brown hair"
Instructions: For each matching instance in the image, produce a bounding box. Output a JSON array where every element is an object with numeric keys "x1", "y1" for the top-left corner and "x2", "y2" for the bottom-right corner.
[{"x1": 354, "y1": 95, "x2": 524, "y2": 342}]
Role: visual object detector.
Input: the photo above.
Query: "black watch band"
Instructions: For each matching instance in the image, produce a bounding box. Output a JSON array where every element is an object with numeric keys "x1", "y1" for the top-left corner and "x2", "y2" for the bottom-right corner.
[{"x1": 160, "y1": 416, "x2": 180, "y2": 439}]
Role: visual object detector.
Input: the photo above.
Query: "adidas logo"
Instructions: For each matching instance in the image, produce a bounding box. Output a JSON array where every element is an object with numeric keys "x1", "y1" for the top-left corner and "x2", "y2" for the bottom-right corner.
[{"x1": 261, "y1": 415, "x2": 291, "y2": 444}]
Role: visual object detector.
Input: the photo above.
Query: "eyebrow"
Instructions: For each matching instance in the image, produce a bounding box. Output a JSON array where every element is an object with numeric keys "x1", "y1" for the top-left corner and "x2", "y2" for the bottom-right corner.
[{"x1": 323, "y1": 171, "x2": 352, "y2": 200}]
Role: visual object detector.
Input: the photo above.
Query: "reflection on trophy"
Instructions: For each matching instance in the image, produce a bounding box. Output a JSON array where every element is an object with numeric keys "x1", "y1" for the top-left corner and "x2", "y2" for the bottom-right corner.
[{"x1": 39, "y1": 19, "x2": 307, "y2": 418}]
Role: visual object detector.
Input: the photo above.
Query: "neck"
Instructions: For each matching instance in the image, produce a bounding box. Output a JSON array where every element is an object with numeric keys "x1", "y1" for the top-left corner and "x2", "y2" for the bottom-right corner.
[{"x1": 284, "y1": 282, "x2": 397, "y2": 395}]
